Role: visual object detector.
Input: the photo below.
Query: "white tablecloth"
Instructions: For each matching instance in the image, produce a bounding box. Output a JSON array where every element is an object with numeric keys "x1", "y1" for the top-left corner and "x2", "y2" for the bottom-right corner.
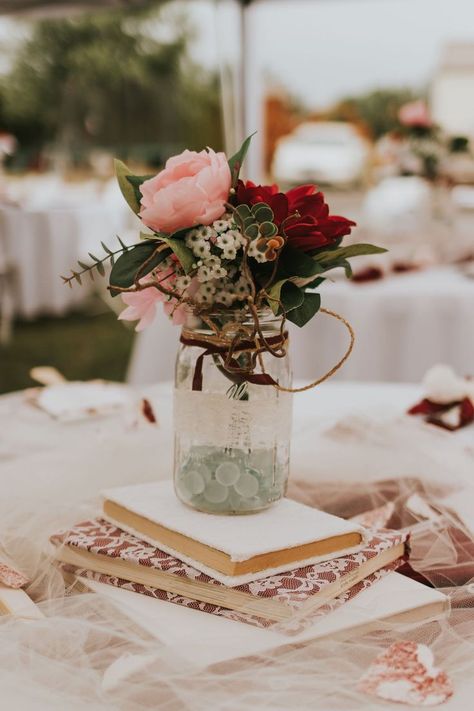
[
  {"x1": 128, "y1": 267, "x2": 474, "y2": 385},
  {"x1": 1, "y1": 381, "x2": 473, "y2": 709},
  {"x1": 0, "y1": 204, "x2": 129, "y2": 318}
]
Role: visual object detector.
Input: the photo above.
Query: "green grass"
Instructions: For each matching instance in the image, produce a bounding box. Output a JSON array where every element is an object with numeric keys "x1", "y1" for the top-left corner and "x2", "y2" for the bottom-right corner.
[{"x1": 0, "y1": 302, "x2": 135, "y2": 394}]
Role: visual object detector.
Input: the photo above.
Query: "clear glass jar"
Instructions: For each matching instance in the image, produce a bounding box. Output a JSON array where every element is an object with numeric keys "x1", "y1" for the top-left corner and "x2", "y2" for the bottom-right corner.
[{"x1": 173, "y1": 310, "x2": 293, "y2": 514}]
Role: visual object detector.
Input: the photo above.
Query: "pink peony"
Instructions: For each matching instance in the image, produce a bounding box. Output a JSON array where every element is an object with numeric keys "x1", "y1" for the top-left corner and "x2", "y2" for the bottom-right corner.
[
  {"x1": 398, "y1": 100, "x2": 432, "y2": 128},
  {"x1": 139, "y1": 148, "x2": 231, "y2": 234}
]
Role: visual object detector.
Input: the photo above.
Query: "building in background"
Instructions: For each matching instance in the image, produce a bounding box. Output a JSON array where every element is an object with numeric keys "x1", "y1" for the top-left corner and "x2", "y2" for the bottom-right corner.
[{"x1": 431, "y1": 42, "x2": 474, "y2": 137}]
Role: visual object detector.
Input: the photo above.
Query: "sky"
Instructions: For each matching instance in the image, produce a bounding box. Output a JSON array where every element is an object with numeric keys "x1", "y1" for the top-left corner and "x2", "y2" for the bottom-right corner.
[
  {"x1": 185, "y1": 0, "x2": 474, "y2": 108},
  {"x1": 1, "y1": 0, "x2": 474, "y2": 109}
]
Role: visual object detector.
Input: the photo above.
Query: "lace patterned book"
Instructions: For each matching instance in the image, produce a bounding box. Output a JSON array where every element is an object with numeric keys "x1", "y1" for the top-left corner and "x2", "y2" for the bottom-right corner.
[{"x1": 52, "y1": 519, "x2": 407, "y2": 625}]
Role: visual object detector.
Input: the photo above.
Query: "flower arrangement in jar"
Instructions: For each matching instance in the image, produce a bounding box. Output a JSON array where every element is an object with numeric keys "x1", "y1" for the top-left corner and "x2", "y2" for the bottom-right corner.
[{"x1": 64, "y1": 135, "x2": 385, "y2": 514}]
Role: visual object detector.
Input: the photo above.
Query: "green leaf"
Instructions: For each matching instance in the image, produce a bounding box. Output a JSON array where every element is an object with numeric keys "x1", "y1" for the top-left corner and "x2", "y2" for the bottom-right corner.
[
  {"x1": 243, "y1": 216, "x2": 255, "y2": 229},
  {"x1": 126, "y1": 174, "x2": 153, "y2": 211},
  {"x1": 259, "y1": 221, "x2": 278, "y2": 238},
  {"x1": 279, "y1": 245, "x2": 325, "y2": 279},
  {"x1": 101, "y1": 241, "x2": 113, "y2": 255},
  {"x1": 88, "y1": 252, "x2": 99, "y2": 262},
  {"x1": 286, "y1": 292, "x2": 321, "y2": 328},
  {"x1": 302, "y1": 276, "x2": 325, "y2": 290},
  {"x1": 252, "y1": 204, "x2": 274, "y2": 223},
  {"x1": 235, "y1": 204, "x2": 252, "y2": 220},
  {"x1": 117, "y1": 236, "x2": 129, "y2": 251},
  {"x1": 109, "y1": 241, "x2": 171, "y2": 296},
  {"x1": 267, "y1": 279, "x2": 304, "y2": 316},
  {"x1": 96, "y1": 261, "x2": 106, "y2": 277},
  {"x1": 72, "y1": 271, "x2": 82, "y2": 285},
  {"x1": 245, "y1": 224, "x2": 259, "y2": 240},
  {"x1": 315, "y1": 243, "x2": 387, "y2": 266},
  {"x1": 161, "y1": 237, "x2": 194, "y2": 274},
  {"x1": 228, "y1": 132, "x2": 256, "y2": 186},
  {"x1": 114, "y1": 159, "x2": 141, "y2": 214},
  {"x1": 77, "y1": 261, "x2": 89, "y2": 270}
]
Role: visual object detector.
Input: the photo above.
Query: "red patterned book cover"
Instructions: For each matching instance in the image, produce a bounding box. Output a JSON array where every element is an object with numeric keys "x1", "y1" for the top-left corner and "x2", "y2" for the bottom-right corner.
[{"x1": 53, "y1": 519, "x2": 407, "y2": 630}]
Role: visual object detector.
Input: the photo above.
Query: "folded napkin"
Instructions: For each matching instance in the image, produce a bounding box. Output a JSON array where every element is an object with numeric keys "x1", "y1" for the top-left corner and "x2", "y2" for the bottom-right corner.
[{"x1": 408, "y1": 364, "x2": 474, "y2": 431}]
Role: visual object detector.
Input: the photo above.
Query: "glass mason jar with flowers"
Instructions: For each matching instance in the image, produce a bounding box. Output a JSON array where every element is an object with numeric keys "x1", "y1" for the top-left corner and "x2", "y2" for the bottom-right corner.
[{"x1": 64, "y1": 135, "x2": 385, "y2": 514}]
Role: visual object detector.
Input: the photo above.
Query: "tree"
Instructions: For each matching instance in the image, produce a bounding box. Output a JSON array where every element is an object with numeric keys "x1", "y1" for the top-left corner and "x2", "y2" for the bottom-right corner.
[
  {"x1": 328, "y1": 88, "x2": 421, "y2": 140},
  {"x1": 0, "y1": 2, "x2": 222, "y2": 168}
]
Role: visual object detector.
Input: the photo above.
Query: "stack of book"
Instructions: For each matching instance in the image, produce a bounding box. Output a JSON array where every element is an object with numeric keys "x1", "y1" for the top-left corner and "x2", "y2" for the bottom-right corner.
[{"x1": 52, "y1": 481, "x2": 447, "y2": 659}]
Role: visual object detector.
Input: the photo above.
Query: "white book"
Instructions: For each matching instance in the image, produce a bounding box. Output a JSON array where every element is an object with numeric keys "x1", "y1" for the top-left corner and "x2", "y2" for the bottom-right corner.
[
  {"x1": 83, "y1": 572, "x2": 447, "y2": 668},
  {"x1": 101, "y1": 480, "x2": 368, "y2": 585},
  {"x1": 0, "y1": 584, "x2": 44, "y2": 620}
]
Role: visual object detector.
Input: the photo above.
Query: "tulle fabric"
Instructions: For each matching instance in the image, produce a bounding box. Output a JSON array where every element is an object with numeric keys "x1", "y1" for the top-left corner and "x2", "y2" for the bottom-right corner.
[{"x1": 1, "y1": 400, "x2": 474, "y2": 709}]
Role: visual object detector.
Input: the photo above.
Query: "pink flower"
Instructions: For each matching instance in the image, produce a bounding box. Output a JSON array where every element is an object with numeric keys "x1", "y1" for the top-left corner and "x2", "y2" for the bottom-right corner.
[
  {"x1": 118, "y1": 267, "x2": 188, "y2": 330},
  {"x1": 139, "y1": 148, "x2": 231, "y2": 234},
  {"x1": 118, "y1": 287, "x2": 162, "y2": 331},
  {"x1": 398, "y1": 100, "x2": 432, "y2": 128}
]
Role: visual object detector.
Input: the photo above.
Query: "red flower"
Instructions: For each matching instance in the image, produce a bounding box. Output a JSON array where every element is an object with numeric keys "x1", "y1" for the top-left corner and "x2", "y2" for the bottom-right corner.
[{"x1": 235, "y1": 181, "x2": 356, "y2": 252}]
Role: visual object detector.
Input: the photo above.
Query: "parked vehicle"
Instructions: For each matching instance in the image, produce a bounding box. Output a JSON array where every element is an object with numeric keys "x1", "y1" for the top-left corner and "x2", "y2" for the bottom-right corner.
[{"x1": 272, "y1": 122, "x2": 370, "y2": 188}]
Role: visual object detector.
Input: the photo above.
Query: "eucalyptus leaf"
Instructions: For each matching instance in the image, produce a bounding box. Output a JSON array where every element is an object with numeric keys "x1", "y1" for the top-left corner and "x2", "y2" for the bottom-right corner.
[
  {"x1": 228, "y1": 132, "x2": 256, "y2": 186},
  {"x1": 109, "y1": 241, "x2": 171, "y2": 296},
  {"x1": 286, "y1": 292, "x2": 321, "y2": 328}
]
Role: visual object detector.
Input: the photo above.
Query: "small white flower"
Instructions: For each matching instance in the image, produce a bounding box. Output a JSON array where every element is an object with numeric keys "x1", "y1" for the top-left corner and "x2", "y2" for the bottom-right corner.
[
  {"x1": 234, "y1": 276, "x2": 251, "y2": 298},
  {"x1": 200, "y1": 283, "x2": 216, "y2": 296},
  {"x1": 213, "y1": 218, "x2": 232, "y2": 233},
  {"x1": 196, "y1": 225, "x2": 217, "y2": 240},
  {"x1": 215, "y1": 290, "x2": 235, "y2": 307},
  {"x1": 247, "y1": 240, "x2": 268, "y2": 262},
  {"x1": 205, "y1": 255, "x2": 221, "y2": 267},
  {"x1": 227, "y1": 229, "x2": 245, "y2": 246},
  {"x1": 222, "y1": 246, "x2": 237, "y2": 260},
  {"x1": 192, "y1": 240, "x2": 211, "y2": 258},
  {"x1": 185, "y1": 229, "x2": 201, "y2": 248},
  {"x1": 176, "y1": 275, "x2": 192, "y2": 291},
  {"x1": 216, "y1": 232, "x2": 236, "y2": 249},
  {"x1": 212, "y1": 266, "x2": 228, "y2": 279},
  {"x1": 197, "y1": 265, "x2": 213, "y2": 283}
]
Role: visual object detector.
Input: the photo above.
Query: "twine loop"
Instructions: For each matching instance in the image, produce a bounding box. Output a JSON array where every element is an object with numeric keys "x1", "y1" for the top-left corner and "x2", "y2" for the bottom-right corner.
[{"x1": 180, "y1": 307, "x2": 354, "y2": 393}]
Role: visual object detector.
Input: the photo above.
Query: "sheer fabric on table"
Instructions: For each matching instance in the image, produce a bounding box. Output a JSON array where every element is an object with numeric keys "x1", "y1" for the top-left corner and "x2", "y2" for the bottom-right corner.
[{"x1": 1, "y1": 416, "x2": 474, "y2": 709}]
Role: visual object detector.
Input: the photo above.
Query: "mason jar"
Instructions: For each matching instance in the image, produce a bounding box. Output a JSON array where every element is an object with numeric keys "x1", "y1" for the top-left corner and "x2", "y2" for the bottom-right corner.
[{"x1": 173, "y1": 309, "x2": 293, "y2": 514}]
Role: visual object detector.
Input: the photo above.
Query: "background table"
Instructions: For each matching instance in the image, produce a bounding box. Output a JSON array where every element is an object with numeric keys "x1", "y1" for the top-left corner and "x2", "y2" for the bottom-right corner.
[
  {"x1": 127, "y1": 267, "x2": 474, "y2": 385},
  {"x1": 0, "y1": 179, "x2": 135, "y2": 318}
]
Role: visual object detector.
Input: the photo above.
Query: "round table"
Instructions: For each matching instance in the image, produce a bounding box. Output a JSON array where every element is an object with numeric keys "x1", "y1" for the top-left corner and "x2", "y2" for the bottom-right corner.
[{"x1": 1, "y1": 381, "x2": 473, "y2": 710}]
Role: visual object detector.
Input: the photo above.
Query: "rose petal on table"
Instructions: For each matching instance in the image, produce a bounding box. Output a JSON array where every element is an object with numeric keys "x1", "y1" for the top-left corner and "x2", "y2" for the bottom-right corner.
[
  {"x1": 357, "y1": 641, "x2": 453, "y2": 706},
  {"x1": 0, "y1": 561, "x2": 29, "y2": 589}
]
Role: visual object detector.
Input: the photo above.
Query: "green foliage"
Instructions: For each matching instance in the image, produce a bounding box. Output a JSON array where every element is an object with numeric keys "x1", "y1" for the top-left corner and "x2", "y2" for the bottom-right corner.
[
  {"x1": 160, "y1": 236, "x2": 194, "y2": 274},
  {"x1": 328, "y1": 88, "x2": 421, "y2": 139},
  {"x1": 109, "y1": 241, "x2": 171, "y2": 295},
  {"x1": 0, "y1": 5, "x2": 223, "y2": 162},
  {"x1": 286, "y1": 292, "x2": 321, "y2": 328},
  {"x1": 267, "y1": 279, "x2": 304, "y2": 316},
  {"x1": 228, "y1": 132, "x2": 256, "y2": 186},
  {"x1": 114, "y1": 160, "x2": 143, "y2": 214},
  {"x1": 61, "y1": 237, "x2": 130, "y2": 287}
]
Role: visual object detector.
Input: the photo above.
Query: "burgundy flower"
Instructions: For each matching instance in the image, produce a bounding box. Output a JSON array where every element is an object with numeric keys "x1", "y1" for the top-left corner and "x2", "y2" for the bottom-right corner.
[{"x1": 236, "y1": 180, "x2": 356, "y2": 252}]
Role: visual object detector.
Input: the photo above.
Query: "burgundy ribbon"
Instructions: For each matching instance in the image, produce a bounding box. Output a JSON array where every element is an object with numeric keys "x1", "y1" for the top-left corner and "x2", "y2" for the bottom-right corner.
[{"x1": 179, "y1": 333, "x2": 286, "y2": 391}]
